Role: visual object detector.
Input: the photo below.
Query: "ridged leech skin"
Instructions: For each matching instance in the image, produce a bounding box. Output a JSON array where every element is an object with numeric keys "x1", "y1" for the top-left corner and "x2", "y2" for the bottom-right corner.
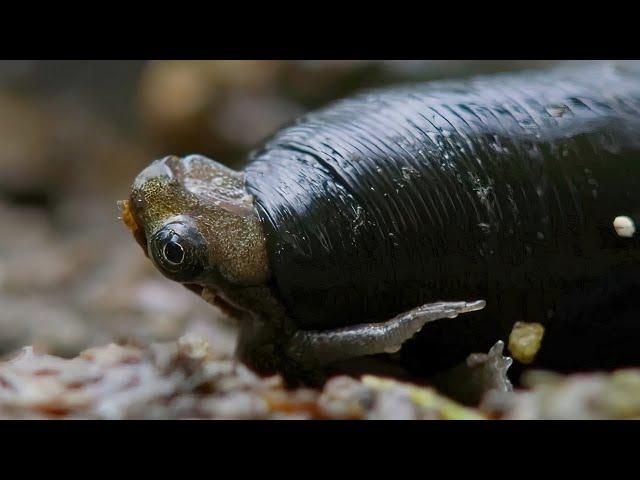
[{"x1": 245, "y1": 62, "x2": 640, "y2": 374}]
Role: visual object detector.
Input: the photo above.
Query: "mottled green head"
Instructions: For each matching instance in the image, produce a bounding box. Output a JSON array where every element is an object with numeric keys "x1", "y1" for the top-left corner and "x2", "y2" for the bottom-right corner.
[{"x1": 124, "y1": 155, "x2": 271, "y2": 295}]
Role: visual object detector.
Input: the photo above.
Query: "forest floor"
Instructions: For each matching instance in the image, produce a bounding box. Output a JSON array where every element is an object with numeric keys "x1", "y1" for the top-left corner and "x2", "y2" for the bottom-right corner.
[{"x1": 2, "y1": 60, "x2": 638, "y2": 420}]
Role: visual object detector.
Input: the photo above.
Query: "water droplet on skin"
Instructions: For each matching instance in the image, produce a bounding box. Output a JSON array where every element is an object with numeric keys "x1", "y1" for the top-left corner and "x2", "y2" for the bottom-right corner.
[
  {"x1": 547, "y1": 104, "x2": 568, "y2": 118},
  {"x1": 478, "y1": 222, "x2": 491, "y2": 234},
  {"x1": 401, "y1": 167, "x2": 415, "y2": 182},
  {"x1": 613, "y1": 215, "x2": 636, "y2": 238}
]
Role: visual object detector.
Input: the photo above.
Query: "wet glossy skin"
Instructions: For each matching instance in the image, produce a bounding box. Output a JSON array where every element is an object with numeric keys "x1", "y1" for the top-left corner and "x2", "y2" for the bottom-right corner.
[
  {"x1": 126, "y1": 155, "x2": 483, "y2": 382},
  {"x1": 126, "y1": 63, "x2": 640, "y2": 383},
  {"x1": 244, "y1": 62, "x2": 640, "y2": 374}
]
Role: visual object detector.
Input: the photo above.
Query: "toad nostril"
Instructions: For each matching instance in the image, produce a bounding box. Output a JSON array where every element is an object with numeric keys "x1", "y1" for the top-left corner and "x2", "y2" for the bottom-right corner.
[{"x1": 130, "y1": 189, "x2": 146, "y2": 212}]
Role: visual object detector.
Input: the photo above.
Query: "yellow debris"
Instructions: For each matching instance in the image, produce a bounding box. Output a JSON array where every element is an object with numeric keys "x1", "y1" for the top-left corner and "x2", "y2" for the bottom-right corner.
[{"x1": 509, "y1": 322, "x2": 545, "y2": 364}]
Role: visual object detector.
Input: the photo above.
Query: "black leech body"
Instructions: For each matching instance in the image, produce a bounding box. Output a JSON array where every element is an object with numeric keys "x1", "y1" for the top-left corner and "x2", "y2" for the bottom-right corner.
[{"x1": 245, "y1": 63, "x2": 640, "y2": 374}]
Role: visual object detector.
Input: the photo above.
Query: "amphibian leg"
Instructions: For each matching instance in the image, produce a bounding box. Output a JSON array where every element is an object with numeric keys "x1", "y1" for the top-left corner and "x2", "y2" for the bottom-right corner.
[{"x1": 287, "y1": 300, "x2": 486, "y2": 366}]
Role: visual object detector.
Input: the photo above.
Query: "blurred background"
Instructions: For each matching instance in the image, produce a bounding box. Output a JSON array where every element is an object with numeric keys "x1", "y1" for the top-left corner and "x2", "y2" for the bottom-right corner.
[{"x1": 0, "y1": 60, "x2": 571, "y2": 359}]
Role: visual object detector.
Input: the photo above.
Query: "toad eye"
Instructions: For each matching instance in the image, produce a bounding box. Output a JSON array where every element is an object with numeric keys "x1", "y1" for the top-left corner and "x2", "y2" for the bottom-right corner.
[
  {"x1": 149, "y1": 220, "x2": 206, "y2": 282},
  {"x1": 162, "y1": 238, "x2": 185, "y2": 265}
]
